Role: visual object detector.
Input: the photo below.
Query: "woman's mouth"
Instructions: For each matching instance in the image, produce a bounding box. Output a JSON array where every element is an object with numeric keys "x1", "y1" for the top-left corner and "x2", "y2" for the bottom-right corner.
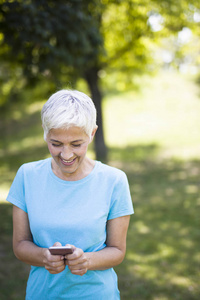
[{"x1": 60, "y1": 157, "x2": 77, "y2": 166}]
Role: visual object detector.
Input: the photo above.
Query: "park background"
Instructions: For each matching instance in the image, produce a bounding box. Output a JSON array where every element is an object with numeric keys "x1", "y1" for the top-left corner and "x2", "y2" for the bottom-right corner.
[{"x1": 0, "y1": 1, "x2": 200, "y2": 299}]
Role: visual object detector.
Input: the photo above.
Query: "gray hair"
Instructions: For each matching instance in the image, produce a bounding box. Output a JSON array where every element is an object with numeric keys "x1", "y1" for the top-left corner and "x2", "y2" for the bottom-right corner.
[{"x1": 41, "y1": 90, "x2": 97, "y2": 140}]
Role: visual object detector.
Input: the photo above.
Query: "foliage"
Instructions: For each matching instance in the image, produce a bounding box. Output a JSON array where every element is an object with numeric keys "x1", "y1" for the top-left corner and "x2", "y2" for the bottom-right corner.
[
  {"x1": 0, "y1": 0, "x2": 200, "y2": 159},
  {"x1": 1, "y1": 0, "x2": 200, "y2": 96},
  {"x1": 100, "y1": 0, "x2": 200, "y2": 89},
  {"x1": 0, "y1": 0, "x2": 102, "y2": 81},
  {"x1": 0, "y1": 0, "x2": 107, "y2": 158}
]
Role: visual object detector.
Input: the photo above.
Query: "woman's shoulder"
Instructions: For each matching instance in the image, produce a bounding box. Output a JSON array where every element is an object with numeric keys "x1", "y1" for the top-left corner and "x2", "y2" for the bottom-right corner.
[
  {"x1": 96, "y1": 161, "x2": 127, "y2": 180},
  {"x1": 19, "y1": 158, "x2": 51, "y2": 173}
]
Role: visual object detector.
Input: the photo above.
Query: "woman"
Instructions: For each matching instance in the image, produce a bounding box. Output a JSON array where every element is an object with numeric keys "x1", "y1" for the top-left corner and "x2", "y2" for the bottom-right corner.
[{"x1": 7, "y1": 90, "x2": 134, "y2": 300}]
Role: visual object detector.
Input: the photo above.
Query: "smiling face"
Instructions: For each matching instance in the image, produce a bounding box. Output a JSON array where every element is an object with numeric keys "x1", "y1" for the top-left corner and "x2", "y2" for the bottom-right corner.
[{"x1": 46, "y1": 126, "x2": 96, "y2": 181}]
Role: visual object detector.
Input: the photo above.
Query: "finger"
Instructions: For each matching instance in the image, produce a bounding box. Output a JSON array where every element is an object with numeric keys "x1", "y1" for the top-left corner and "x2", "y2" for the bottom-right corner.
[
  {"x1": 53, "y1": 241, "x2": 62, "y2": 247},
  {"x1": 70, "y1": 268, "x2": 87, "y2": 276},
  {"x1": 49, "y1": 242, "x2": 65, "y2": 261},
  {"x1": 48, "y1": 252, "x2": 65, "y2": 262},
  {"x1": 64, "y1": 244, "x2": 76, "y2": 255},
  {"x1": 67, "y1": 250, "x2": 87, "y2": 266},
  {"x1": 46, "y1": 264, "x2": 65, "y2": 274},
  {"x1": 44, "y1": 260, "x2": 65, "y2": 272},
  {"x1": 65, "y1": 247, "x2": 82, "y2": 260},
  {"x1": 67, "y1": 256, "x2": 86, "y2": 267},
  {"x1": 50, "y1": 260, "x2": 65, "y2": 268},
  {"x1": 46, "y1": 259, "x2": 66, "y2": 269},
  {"x1": 68, "y1": 262, "x2": 87, "y2": 271}
]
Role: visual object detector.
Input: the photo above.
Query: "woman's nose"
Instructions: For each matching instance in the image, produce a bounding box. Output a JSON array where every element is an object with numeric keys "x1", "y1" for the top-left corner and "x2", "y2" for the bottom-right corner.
[{"x1": 61, "y1": 147, "x2": 73, "y2": 160}]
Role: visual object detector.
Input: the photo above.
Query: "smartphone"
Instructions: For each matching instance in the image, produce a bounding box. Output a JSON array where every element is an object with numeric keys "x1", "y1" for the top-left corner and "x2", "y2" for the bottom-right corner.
[{"x1": 49, "y1": 246, "x2": 73, "y2": 255}]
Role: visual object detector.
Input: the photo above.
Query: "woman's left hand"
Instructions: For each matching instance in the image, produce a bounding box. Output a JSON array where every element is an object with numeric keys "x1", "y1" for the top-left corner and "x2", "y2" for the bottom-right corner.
[{"x1": 64, "y1": 244, "x2": 89, "y2": 276}]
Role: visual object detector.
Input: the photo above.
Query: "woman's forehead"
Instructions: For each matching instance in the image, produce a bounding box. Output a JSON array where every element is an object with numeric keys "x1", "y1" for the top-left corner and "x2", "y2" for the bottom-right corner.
[{"x1": 48, "y1": 126, "x2": 88, "y2": 141}]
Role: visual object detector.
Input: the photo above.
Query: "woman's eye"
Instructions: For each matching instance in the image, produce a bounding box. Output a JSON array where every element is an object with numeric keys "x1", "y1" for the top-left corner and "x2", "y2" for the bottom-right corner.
[
  {"x1": 52, "y1": 143, "x2": 61, "y2": 147},
  {"x1": 72, "y1": 144, "x2": 81, "y2": 148}
]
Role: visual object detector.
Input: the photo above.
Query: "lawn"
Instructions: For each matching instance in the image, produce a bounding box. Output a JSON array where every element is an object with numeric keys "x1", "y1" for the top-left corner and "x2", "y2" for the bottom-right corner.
[{"x1": 0, "y1": 70, "x2": 199, "y2": 299}]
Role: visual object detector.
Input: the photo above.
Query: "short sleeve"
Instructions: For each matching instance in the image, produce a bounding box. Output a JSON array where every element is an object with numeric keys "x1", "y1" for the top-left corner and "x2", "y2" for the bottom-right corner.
[
  {"x1": 108, "y1": 172, "x2": 134, "y2": 220},
  {"x1": 6, "y1": 165, "x2": 27, "y2": 213}
]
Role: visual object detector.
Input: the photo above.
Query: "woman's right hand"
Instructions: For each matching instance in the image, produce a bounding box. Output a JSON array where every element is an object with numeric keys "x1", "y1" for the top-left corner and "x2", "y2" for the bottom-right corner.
[{"x1": 43, "y1": 242, "x2": 66, "y2": 274}]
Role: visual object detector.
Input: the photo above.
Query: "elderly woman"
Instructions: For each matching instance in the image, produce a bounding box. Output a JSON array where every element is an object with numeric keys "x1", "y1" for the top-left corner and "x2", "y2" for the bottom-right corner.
[{"x1": 7, "y1": 90, "x2": 134, "y2": 300}]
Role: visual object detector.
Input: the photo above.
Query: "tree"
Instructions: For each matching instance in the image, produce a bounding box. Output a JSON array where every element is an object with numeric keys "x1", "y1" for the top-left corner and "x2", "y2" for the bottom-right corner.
[
  {"x1": 0, "y1": 0, "x2": 200, "y2": 159},
  {"x1": 0, "y1": 0, "x2": 108, "y2": 159}
]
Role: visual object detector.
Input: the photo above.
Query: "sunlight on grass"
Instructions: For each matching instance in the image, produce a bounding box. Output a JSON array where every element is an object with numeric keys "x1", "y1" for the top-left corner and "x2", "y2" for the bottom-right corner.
[
  {"x1": 0, "y1": 186, "x2": 10, "y2": 203},
  {"x1": 171, "y1": 276, "x2": 194, "y2": 288},
  {"x1": 104, "y1": 71, "x2": 200, "y2": 159},
  {"x1": 134, "y1": 221, "x2": 150, "y2": 234},
  {"x1": 153, "y1": 297, "x2": 169, "y2": 300},
  {"x1": 7, "y1": 136, "x2": 44, "y2": 153},
  {"x1": 1, "y1": 70, "x2": 200, "y2": 300},
  {"x1": 126, "y1": 246, "x2": 197, "y2": 293}
]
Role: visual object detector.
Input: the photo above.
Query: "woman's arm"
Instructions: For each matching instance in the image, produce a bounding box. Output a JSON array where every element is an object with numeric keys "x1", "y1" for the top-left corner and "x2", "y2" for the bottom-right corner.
[
  {"x1": 65, "y1": 215, "x2": 130, "y2": 275},
  {"x1": 12, "y1": 205, "x2": 65, "y2": 274}
]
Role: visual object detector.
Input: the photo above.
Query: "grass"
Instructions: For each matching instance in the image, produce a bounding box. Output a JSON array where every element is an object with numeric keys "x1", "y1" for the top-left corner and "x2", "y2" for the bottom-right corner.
[
  {"x1": 104, "y1": 71, "x2": 200, "y2": 159},
  {"x1": 0, "y1": 70, "x2": 200, "y2": 299},
  {"x1": 117, "y1": 155, "x2": 200, "y2": 299}
]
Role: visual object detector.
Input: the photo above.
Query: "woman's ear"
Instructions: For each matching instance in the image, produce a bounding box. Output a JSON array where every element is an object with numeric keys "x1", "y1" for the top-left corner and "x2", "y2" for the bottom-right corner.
[{"x1": 90, "y1": 126, "x2": 98, "y2": 142}]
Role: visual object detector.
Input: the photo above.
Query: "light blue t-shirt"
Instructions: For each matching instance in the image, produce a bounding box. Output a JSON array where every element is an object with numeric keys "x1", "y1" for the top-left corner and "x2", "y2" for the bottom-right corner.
[{"x1": 7, "y1": 158, "x2": 134, "y2": 300}]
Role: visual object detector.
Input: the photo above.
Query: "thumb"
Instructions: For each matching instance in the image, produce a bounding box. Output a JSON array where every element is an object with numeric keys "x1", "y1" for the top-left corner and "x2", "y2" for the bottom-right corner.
[
  {"x1": 64, "y1": 243, "x2": 76, "y2": 251},
  {"x1": 52, "y1": 241, "x2": 62, "y2": 247}
]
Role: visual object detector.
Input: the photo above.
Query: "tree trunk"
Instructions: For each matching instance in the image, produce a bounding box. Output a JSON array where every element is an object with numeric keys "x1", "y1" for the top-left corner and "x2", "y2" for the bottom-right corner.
[{"x1": 84, "y1": 67, "x2": 107, "y2": 161}]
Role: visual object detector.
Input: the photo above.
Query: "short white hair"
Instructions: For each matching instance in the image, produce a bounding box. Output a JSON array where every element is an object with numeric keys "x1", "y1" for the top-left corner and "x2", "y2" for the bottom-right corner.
[{"x1": 41, "y1": 90, "x2": 97, "y2": 140}]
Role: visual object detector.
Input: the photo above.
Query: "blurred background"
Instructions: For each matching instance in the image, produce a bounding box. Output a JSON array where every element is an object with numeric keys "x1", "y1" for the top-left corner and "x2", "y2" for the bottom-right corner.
[{"x1": 0, "y1": 1, "x2": 199, "y2": 299}]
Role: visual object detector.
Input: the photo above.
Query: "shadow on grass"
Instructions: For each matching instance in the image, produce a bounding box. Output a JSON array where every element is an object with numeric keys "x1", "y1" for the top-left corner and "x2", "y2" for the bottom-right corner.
[
  {"x1": 0, "y1": 106, "x2": 50, "y2": 186},
  {"x1": 0, "y1": 107, "x2": 200, "y2": 300},
  {"x1": 108, "y1": 144, "x2": 160, "y2": 163},
  {"x1": 0, "y1": 203, "x2": 30, "y2": 300},
  {"x1": 114, "y1": 156, "x2": 200, "y2": 300},
  {"x1": 1, "y1": 149, "x2": 200, "y2": 299}
]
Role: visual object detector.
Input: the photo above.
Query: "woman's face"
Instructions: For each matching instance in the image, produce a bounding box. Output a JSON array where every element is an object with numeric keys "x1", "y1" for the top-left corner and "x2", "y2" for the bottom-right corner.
[{"x1": 46, "y1": 126, "x2": 95, "y2": 180}]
